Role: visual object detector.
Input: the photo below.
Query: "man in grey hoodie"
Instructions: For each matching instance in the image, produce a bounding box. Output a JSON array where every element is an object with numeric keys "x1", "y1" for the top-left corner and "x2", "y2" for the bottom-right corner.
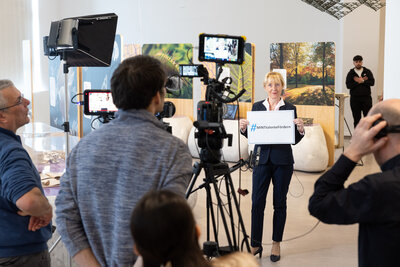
[{"x1": 55, "y1": 55, "x2": 193, "y2": 267}]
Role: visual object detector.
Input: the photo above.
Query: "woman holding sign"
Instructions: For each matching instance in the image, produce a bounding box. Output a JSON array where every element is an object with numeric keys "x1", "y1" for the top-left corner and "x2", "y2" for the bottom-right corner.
[{"x1": 240, "y1": 72, "x2": 304, "y2": 261}]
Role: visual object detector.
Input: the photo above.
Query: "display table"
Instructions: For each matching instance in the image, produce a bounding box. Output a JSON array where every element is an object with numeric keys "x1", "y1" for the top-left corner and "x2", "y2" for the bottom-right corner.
[
  {"x1": 17, "y1": 122, "x2": 79, "y2": 195},
  {"x1": 16, "y1": 122, "x2": 79, "y2": 266},
  {"x1": 335, "y1": 93, "x2": 349, "y2": 148}
]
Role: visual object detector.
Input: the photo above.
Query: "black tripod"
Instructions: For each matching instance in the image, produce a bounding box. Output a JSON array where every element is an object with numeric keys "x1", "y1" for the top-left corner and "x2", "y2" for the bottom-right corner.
[{"x1": 186, "y1": 150, "x2": 251, "y2": 255}]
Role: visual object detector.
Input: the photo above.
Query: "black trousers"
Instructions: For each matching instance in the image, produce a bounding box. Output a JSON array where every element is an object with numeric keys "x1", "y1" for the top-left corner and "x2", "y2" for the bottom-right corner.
[
  {"x1": 0, "y1": 250, "x2": 50, "y2": 267},
  {"x1": 350, "y1": 96, "x2": 372, "y2": 128},
  {"x1": 251, "y1": 162, "x2": 293, "y2": 247}
]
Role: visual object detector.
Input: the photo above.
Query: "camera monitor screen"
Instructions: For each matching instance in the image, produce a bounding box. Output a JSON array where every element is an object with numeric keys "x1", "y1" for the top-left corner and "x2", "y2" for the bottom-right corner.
[
  {"x1": 198, "y1": 33, "x2": 245, "y2": 65},
  {"x1": 84, "y1": 89, "x2": 118, "y2": 115},
  {"x1": 179, "y1": 64, "x2": 202, "y2": 77},
  {"x1": 223, "y1": 104, "x2": 238, "y2": 120}
]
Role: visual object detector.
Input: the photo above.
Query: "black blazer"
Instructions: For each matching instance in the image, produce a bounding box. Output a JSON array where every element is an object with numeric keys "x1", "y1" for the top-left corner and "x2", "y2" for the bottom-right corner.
[{"x1": 242, "y1": 100, "x2": 304, "y2": 165}]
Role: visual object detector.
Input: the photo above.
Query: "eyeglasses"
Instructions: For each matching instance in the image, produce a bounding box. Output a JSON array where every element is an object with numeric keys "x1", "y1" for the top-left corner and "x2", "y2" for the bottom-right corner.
[{"x1": 0, "y1": 94, "x2": 24, "y2": 111}]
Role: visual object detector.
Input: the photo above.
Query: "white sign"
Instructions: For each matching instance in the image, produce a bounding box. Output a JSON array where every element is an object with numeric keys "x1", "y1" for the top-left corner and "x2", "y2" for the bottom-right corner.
[{"x1": 247, "y1": 110, "x2": 295, "y2": 144}]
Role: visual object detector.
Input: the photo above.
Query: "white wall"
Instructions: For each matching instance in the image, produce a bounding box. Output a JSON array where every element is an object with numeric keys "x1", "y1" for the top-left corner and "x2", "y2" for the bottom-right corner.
[
  {"x1": 0, "y1": 0, "x2": 32, "y2": 90},
  {"x1": 2, "y1": 0, "x2": 386, "y2": 126},
  {"x1": 384, "y1": 0, "x2": 400, "y2": 99},
  {"x1": 38, "y1": 0, "x2": 342, "y2": 117}
]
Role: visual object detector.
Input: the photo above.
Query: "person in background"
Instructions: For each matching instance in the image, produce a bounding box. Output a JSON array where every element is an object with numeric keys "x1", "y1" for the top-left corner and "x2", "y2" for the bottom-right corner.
[
  {"x1": 240, "y1": 72, "x2": 304, "y2": 261},
  {"x1": 131, "y1": 190, "x2": 259, "y2": 267},
  {"x1": 309, "y1": 99, "x2": 400, "y2": 267},
  {"x1": 0, "y1": 79, "x2": 52, "y2": 267},
  {"x1": 55, "y1": 55, "x2": 193, "y2": 267},
  {"x1": 346, "y1": 55, "x2": 375, "y2": 128}
]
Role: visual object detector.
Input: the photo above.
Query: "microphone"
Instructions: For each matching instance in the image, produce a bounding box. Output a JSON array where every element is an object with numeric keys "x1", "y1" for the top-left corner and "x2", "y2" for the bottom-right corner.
[{"x1": 250, "y1": 146, "x2": 261, "y2": 168}]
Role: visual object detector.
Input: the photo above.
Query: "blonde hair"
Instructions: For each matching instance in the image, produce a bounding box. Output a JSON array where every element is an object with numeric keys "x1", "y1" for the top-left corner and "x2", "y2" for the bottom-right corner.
[{"x1": 263, "y1": 72, "x2": 285, "y2": 88}]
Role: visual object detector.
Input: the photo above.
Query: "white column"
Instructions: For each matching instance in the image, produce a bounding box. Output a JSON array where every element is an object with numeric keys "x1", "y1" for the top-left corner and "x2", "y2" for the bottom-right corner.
[{"x1": 383, "y1": 0, "x2": 400, "y2": 99}]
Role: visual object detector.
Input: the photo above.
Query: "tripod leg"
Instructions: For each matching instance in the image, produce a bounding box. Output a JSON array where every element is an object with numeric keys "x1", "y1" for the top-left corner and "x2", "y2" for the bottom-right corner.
[
  {"x1": 206, "y1": 166, "x2": 234, "y2": 252},
  {"x1": 205, "y1": 181, "x2": 219, "y2": 244},
  {"x1": 224, "y1": 173, "x2": 238, "y2": 250},
  {"x1": 185, "y1": 162, "x2": 201, "y2": 199},
  {"x1": 226, "y1": 172, "x2": 251, "y2": 252}
]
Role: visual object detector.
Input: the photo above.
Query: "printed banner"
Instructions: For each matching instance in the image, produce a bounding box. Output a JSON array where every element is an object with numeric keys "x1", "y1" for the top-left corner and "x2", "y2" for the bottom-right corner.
[{"x1": 247, "y1": 110, "x2": 295, "y2": 144}]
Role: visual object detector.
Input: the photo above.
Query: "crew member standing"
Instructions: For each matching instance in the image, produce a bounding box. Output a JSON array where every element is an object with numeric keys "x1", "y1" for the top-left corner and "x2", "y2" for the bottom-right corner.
[{"x1": 346, "y1": 55, "x2": 375, "y2": 128}]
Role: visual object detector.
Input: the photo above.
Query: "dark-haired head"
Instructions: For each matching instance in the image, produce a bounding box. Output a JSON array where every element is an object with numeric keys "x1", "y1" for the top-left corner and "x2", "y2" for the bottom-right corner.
[
  {"x1": 353, "y1": 55, "x2": 363, "y2": 62},
  {"x1": 111, "y1": 55, "x2": 166, "y2": 110},
  {"x1": 130, "y1": 190, "x2": 210, "y2": 267}
]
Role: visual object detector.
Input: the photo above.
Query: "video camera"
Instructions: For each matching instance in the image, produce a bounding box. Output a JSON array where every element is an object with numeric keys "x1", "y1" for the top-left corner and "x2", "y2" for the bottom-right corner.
[{"x1": 180, "y1": 33, "x2": 246, "y2": 163}]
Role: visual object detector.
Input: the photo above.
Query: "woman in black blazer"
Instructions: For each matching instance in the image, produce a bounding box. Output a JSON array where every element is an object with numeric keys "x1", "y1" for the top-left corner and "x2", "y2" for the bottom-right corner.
[{"x1": 240, "y1": 72, "x2": 304, "y2": 261}]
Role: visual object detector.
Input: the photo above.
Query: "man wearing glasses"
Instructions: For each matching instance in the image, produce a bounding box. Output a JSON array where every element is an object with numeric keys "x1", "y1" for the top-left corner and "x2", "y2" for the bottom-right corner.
[{"x1": 0, "y1": 80, "x2": 52, "y2": 266}]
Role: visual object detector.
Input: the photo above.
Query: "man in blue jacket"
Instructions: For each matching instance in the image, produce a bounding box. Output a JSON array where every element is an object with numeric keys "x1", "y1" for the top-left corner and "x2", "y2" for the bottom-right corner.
[{"x1": 0, "y1": 80, "x2": 53, "y2": 266}]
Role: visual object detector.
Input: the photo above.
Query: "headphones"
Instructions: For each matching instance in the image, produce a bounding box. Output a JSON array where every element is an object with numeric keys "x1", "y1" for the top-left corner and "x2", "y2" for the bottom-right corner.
[{"x1": 372, "y1": 118, "x2": 400, "y2": 139}]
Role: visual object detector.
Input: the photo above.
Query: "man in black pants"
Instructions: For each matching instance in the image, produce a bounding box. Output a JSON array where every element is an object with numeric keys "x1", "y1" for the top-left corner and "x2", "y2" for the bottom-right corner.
[
  {"x1": 346, "y1": 55, "x2": 375, "y2": 128},
  {"x1": 309, "y1": 99, "x2": 400, "y2": 267}
]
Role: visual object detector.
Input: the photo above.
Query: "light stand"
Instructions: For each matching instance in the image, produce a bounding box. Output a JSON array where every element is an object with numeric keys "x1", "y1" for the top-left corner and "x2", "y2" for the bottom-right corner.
[
  {"x1": 44, "y1": 13, "x2": 118, "y2": 260},
  {"x1": 49, "y1": 58, "x2": 71, "y2": 257},
  {"x1": 62, "y1": 59, "x2": 70, "y2": 157}
]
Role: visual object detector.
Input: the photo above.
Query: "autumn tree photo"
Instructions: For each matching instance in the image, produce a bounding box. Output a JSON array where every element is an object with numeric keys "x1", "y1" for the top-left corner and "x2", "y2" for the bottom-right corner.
[{"x1": 270, "y1": 41, "x2": 335, "y2": 106}]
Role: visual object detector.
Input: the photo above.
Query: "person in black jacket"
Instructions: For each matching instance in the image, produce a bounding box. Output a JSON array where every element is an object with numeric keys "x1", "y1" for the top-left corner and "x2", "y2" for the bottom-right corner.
[
  {"x1": 346, "y1": 55, "x2": 375, "y2": 128},
  {"x1": 240, "y1": 72, "x2": 304, "y2": 262},
  {"x1": 309, "y1": 99, "x2": 400, "y2": 267}
]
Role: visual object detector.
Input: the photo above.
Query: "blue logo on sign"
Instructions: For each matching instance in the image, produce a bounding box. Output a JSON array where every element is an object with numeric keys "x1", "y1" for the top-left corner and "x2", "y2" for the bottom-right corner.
[{"x1": 250, "y1": 124, "x2": 257, "y2": 132}]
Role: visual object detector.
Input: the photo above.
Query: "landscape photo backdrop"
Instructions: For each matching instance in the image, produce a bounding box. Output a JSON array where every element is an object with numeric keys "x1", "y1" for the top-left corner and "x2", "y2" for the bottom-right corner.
[{"x1": 270, "y1": 42, "x2": 335, "y2": 106}]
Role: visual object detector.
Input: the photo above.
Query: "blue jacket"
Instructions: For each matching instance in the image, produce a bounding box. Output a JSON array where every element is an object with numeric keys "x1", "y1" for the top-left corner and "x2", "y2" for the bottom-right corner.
[
  {"x1": 0, "y1": 127, "x2": 52, "y2": 257},
  {"x1": 242, "y1": 100, "x2": 304, "y2": 165}
]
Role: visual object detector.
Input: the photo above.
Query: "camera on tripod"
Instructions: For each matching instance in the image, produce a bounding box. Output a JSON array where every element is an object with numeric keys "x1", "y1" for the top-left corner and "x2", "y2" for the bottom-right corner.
[
  {"x1": 184, "y1": 34, "x2": 251, "y2": 256},
  {"x1": 180, "y1": 33, "x2": 246, "y2": 163}
]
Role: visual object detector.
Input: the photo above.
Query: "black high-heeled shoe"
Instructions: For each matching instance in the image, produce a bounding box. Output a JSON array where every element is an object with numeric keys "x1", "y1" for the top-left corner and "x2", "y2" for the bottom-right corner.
[
  {"x1": 270, "y1": 254, "x2": 281, "y2": 262},
  {"x1": 270, "y1": 242, "x2": 281, "y2": 262},
  {"x1": 252, "y1": 247, "x2": 263, "y2": 258}
]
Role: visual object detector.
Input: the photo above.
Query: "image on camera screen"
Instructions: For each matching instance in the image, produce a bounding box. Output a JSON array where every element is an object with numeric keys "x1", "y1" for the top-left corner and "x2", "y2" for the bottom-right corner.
[
  {"x1": 204, "y1": 37, "x2": 239, "y2": 62},
  {"x1": 180, "y1": 64, "x2": 203, "y2": 77},
  {"x1": 182, "y1": 65, "x2": 198, "y2": 76},
  {"x1": 88, "y1": 91, "x2": 117, "y2": 114}
]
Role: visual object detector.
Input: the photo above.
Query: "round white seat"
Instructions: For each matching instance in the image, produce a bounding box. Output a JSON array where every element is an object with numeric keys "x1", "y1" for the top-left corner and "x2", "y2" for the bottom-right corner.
[
  {"x1": 292, "y1": 124, "x2": 328, "y2": 172},
  {"x1": 163, "y1": 116, "x2": 193, "y2": 144}
]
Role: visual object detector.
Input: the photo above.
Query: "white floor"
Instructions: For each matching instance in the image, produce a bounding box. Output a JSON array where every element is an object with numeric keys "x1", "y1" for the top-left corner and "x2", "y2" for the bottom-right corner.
[
  {"x1": 189, "y1": 142, "x2": 381, "y2": 267},
  {"x1": 47, "y1": 138, "x2": 381, "y2": 266}
]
